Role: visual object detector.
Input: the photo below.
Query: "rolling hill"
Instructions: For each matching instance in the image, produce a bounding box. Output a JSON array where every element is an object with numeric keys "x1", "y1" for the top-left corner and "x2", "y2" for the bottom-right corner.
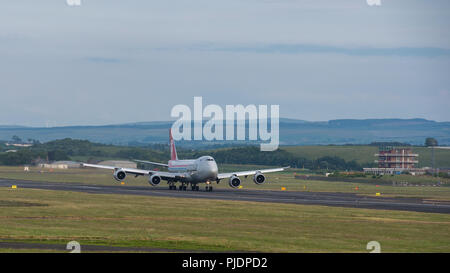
[{"x1": 0, "y1": 118, "x2": 449, "y2": 146}]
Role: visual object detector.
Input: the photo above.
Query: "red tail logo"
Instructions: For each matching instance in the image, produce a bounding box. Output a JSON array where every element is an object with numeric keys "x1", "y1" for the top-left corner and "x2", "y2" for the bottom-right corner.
[{"x1": 169, "y1": 129, "x2": 178, "y2": 160}]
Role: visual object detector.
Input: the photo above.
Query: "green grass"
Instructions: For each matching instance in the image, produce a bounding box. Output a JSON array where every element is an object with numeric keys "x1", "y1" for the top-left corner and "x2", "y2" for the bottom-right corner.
[
  {"x1": 282, "y1": 145, "x2": 450, "y2": 168},
  {"x1": 0, "y1": 249, "x2": 60, "y2": 253},
  {"x1": 0, "y1": 187, "x2": 449, "y2": 252}
]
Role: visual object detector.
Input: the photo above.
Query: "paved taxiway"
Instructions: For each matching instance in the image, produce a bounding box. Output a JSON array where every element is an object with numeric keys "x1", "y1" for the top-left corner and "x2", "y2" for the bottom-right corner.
[{"x1": 1, "y1": 179, "x2": 449, "y2": 213}]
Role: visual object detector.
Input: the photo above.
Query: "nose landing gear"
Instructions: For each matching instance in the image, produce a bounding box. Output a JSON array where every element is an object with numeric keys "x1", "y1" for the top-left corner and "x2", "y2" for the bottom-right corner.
[{"x1": 205, "y1": 181, "x2": 213, "y2": 192}]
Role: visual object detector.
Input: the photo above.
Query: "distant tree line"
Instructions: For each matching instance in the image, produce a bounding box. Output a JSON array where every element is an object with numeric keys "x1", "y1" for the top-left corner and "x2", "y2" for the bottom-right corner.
[
  {"x1": 0, "y1": 138, "x2": 166, "y2": 166},
  {"x1": 0, "y1": 138, "x2": 363, "y2": 171},
  {"x1": 185, "y1": 146, "x2": 362, "y2": 171},
  {"x1": 368, "y1": 141, "x2": 411, "y2": 147}
]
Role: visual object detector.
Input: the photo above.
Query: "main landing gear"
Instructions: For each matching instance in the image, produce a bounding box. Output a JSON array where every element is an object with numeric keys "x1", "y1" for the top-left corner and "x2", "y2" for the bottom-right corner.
[
  {"x1": 169, "y1": 182, "x2": 189, "y2": 191},
  {"x1": 168, "y1": 182, "x2": 177, "y2": 190},
  {"x1": 168, "y1": 182, "x2": 210, "y2": 191},
  {"x1": 168, "y1": 182, "x2": 183, "y2": 190}
]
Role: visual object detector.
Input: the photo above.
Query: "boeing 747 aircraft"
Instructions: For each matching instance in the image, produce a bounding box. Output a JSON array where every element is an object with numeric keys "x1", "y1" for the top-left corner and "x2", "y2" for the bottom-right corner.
[{"x1": 82, "y1": 130, "x2": 288, "y2": 191}]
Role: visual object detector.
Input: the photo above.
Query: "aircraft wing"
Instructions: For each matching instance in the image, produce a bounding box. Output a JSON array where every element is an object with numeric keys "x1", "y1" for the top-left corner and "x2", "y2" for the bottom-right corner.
[
  {"x1": 81, "y1": 163, "x2": 177, "y2": 178},
  {"x1": 217, "y1": 166, "x2": 289, "y2": 180},
  {"x1": 133, "y1": 160, "x2": 169, "y2": 167}
]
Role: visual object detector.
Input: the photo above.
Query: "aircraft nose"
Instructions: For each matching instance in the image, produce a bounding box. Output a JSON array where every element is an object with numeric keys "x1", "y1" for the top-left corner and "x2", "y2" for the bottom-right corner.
[{"x1": 210, "y1": 162, "x2": 218, "y2": 176}]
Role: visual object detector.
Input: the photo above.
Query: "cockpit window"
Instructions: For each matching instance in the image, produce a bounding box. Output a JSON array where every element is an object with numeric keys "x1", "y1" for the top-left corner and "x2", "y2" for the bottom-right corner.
[{"x1": 207, "y1": 158, "x2": 214, "y2": 161}]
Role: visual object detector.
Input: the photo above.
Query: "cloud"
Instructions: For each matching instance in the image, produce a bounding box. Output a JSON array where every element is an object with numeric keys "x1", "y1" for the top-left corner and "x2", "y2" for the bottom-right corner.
[
  {"x1": 85, "y1": 57, "x2": 123, "y2": 64},
  {"x1": 161, "y1": 43, "x2": 450, "y2": 57}
]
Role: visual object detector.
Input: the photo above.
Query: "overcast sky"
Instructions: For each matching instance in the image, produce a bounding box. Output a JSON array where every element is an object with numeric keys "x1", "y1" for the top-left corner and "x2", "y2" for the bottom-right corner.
[{"x1": 0, "y1": 0, "x2": 449, "y2": 126}]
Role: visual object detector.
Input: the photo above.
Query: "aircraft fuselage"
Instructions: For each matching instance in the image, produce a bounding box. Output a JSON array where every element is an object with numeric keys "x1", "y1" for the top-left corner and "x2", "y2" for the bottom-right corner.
[{"x1": 167, "y1": 156, "x2": 218, "y2": 183}]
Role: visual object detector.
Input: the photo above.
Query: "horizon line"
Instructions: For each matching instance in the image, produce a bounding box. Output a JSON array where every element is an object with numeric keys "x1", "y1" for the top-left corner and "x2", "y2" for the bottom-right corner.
[{"x1": 1, "y1": 117, "x2": 448, "y2": 129}]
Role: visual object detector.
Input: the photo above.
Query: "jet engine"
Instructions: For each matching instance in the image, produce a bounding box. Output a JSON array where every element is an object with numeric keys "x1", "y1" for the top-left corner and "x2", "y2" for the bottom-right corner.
[
  {"x1": 253, "y1": 173, "x2": 266, "y2": 185},
  {"x1": 149, "y1": 174, "x2": 161, "y2": 186},
  {"x1": 229, "y1": 176, "x2": 241, "y2": 188},
  {"x1": 113, "y1": 169, "x2": 126, "y2": 181}
]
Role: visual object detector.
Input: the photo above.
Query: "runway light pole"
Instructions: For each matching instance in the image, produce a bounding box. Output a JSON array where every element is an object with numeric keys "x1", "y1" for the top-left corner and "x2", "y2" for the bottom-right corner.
[{"x1": 432, "y1": 146, "x2": 435, "y2": 177}]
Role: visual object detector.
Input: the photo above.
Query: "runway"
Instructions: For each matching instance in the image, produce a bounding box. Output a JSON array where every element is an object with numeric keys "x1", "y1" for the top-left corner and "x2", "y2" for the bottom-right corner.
[{"x1": 1, "y1": 179, "x2": 450, "y2": 214}]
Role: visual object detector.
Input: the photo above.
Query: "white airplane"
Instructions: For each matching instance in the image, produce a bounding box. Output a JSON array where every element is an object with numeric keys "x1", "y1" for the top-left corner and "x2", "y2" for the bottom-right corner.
[{"x1": 82, "y1": 129, "x2": 289, "y2": 191}]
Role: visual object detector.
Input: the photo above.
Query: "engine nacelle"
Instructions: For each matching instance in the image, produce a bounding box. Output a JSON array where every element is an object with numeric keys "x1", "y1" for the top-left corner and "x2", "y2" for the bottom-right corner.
[
  {"x1": 113, "y1": 169, "x2": 126, "y2": 181},
  {"x1": 229, "y1": 176, "x2": 241, "y2": 188},
  {"x1": 253, "y1": 173, "x2": 265, "y2": 185},
  {"x1": 149, "y1": 174, "x2": 161, "y2": 186}
]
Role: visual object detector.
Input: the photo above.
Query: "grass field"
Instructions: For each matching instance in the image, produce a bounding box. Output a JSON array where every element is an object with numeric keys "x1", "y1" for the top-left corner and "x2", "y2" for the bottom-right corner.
[
  {"x1": 0, "y1": 187, "x2": 449, "y2": 252},
  {"x1": 281, "y1": 145, "x2": 450, "y2": 168},
  {"x1": 1, "y1": 166, "x2": 449, "y2": 252}
]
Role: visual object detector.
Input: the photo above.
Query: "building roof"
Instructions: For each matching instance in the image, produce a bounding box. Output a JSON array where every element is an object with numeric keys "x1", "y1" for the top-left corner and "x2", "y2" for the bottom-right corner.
[{"x1": 51, "y1": 161, "x2": 81, "y2": 165}]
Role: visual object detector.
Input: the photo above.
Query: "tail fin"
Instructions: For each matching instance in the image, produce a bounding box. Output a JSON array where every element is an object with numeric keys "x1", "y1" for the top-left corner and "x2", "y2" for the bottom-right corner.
[{"x1": 169, "y1": 129, "x2": 178, "y2": 161}]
